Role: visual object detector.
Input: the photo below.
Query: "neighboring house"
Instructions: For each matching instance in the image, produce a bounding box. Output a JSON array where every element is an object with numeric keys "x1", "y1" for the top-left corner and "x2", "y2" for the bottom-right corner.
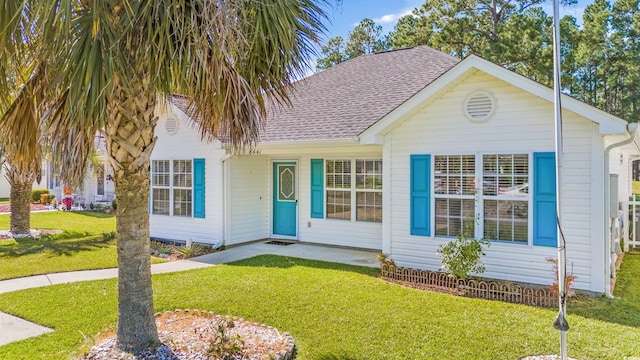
[
  {"x1": 48, "y1": 134, "x2": 115, "y2": 208},
  {"x1": 150, "y1": 46, "x2": 639, "y2": 296},
  {"x1": 0, "y1": 162, "x2": 49, "y2": 198}
]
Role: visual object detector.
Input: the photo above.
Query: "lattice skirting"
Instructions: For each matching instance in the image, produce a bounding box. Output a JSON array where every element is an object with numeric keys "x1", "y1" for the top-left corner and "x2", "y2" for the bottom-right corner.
[{"x1": 380, "y1": 263, "x2": 557, "y2": 308}]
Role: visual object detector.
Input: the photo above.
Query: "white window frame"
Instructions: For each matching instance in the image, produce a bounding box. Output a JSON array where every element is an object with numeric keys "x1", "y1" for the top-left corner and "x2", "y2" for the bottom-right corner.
[
  {"x1": 151, "y1": 159, "x2": 193, "y2": 217},
  {"x1": 325, "y1": 158, "x2": 383, "y2": 222},
  {"x1": 433, "y1": 154, "x2": 476, "y2": 238},
  {"x1": 432, "y1": 153, "x2": 533, "y2": 245}
]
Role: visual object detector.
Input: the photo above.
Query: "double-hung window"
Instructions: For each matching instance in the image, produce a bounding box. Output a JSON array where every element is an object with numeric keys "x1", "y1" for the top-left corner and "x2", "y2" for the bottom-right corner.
[
  {"x1": 434, "y1": 155, "x2": 476, "y2": 237},
  {"x1": 419, "y1": 153, "x2": 538, "y2": 244},
  {"x1": 325, "y1": 159, "x2": 382, "y2": 222},
  {"x1": 151, "y1": 159, "x2": 193, "y2": 217},
  {"x1": 482, "y1": 154, "x2": 529, "y2": 243}
]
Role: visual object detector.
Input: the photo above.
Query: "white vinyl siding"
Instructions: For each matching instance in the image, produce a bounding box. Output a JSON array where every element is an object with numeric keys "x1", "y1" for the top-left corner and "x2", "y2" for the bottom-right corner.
[
  {"x1": 225, "y1": 155, "x2": 270, "y2": 245},
  {"x1": 149, "y1": 108, "x2": 225, "y2": 245},
  {"x1": 386, "y1": 70, "x2": 601, "y2": 292}
]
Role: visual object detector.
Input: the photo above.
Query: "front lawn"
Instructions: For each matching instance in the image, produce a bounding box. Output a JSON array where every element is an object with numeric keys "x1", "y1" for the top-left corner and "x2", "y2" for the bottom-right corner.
[
  {"x1": 0, "y1": 211, "x2": 164, "y2": 280},
  {"x1": 0, "y1": 255, "x2": 639, "y2": 359}
]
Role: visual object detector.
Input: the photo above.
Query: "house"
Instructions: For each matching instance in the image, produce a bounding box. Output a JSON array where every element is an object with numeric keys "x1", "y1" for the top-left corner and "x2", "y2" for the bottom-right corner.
[
  {"x1": 0, "y1": 162, "x2": 49, "y2": 199},
  {"x1": 149, "y1": 46, "x2": 639, "y2": 296},
  {"x1": 47, "y1": 135, "x2": 115, "y2": 209}
]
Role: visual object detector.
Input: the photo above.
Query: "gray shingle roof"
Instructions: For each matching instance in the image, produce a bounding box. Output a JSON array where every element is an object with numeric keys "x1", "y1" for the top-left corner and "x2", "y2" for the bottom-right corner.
[
  {"x1": 261, "y1": 46, "x2": 459, "y2": 143},
  {"x1": 172, "y1": 46, "x2": 459, "y2": 144}
]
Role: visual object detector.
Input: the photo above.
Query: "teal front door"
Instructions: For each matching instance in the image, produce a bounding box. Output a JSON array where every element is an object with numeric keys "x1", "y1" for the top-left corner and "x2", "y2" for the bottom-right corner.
[{"x1": 273, "y1": 162, "x2": 297, "y2": 237}]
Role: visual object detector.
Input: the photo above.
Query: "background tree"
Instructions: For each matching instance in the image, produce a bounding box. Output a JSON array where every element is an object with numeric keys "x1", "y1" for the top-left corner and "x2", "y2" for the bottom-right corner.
[
  {"x1": 610, "y1": 0, "x2": 640, "y2": 121},
  {"x1": 386, "y1": 13, "x2": 432, "y2": 49},
  {"x1": 316, "y1": 36, "x2": 346, "y2": 70},
  {"x1": 574, "y1": 0, "x2": 613, "y2": 110},
  {"x1": 12, "y1": 0, "x2": 329, "y2": 353},
  {"x1": 316, "y1": 18, "x2": 385, "y2": 70},
  {"x1": 344, "y1": 18, "x2": 386, "y2": 58}
]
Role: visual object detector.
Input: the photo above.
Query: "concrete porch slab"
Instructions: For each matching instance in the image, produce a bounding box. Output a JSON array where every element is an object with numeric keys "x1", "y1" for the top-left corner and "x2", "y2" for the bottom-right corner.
[{"x1": 191, "y1": 241, "x2": 379, "y2": 268}]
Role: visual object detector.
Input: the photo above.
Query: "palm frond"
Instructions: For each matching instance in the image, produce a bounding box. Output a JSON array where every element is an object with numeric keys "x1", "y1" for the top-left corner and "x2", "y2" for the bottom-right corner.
[
  {"x1": 0, "y1": 64, "x2": 47, "y2": 178},
  {"x1": 156, "y1": 0, "x2": 329, "y2": 149},
  {"x1": 43, "y1": 87, "x2": 100, "y2": 188}
]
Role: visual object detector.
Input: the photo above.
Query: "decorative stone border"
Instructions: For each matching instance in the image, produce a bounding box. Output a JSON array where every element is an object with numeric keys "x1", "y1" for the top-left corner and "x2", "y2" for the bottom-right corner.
[
  {"x1": 157, "y1": 309, "x2": 296, "y2": 360},
  {"x1": 79, "y1": 309, "x2": 296, "y2": 359},
  {"x1": 380, "y1": 263, "x2": 557, "y2": 308}
]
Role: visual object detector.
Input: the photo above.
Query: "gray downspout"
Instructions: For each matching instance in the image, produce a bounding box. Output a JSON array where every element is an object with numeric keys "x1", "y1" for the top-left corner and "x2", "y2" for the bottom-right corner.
[{"x1": 603, "y1": 123, "x2": 638, "y2": 297}]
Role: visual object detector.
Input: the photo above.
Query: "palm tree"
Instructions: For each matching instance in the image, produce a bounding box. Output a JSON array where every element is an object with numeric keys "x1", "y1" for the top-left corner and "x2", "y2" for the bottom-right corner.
[
  {"x1": 0, "y1": 4, "x2": 46, "y2": 237},
  {"x1": 0, "y1": 67, "x2": 45, "y2": 237},
  {"x1": 3, "y1": 0, "x2": 329, "y2": 352}
]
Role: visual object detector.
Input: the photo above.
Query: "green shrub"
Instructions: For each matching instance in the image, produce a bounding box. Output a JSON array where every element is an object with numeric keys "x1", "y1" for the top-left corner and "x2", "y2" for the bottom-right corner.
[
  {"x1": 101, "y1": 231, "x2": 116, "y2": 241},
  {"x1": 111, "y1": 199, "x2": 117, "y2": 210},
  {"x1": 31, "y1": 189, "x2": 50, "y2": 203},
  {"x1": 175, "y1": 242, "x2": 206, "y2": 259},
  {"x1": 439, "y1": 222, "x2": 490, "y2": 279}
]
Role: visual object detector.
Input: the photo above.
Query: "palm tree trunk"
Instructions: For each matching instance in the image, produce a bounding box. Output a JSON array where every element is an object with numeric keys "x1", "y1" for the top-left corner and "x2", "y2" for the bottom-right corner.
[
  {"x1": 107, "y1": 74, "x2": 159, "y2": 352},
  {"x1": 5, "y1": 166, "x2": 34, "y2": 237}
]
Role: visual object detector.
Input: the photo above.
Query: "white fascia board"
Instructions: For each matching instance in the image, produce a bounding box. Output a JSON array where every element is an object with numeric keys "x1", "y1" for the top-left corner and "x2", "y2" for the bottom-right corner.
[{"x1": 359, "y1": 55, "x2": 629, "y2": 141}]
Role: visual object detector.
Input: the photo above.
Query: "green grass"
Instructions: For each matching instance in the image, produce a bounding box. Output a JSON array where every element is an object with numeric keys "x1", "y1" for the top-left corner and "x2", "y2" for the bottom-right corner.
[
  {"x1": 633, "y1": 181, "x2": 640, "y2": 195},
  {"x1": 1, "y1": 255, "x2": 639, "y2": 359},
  {"x1": 0, "y1": 211, "x2": 164, "y2": 280},
  {"x1": 570, "y1": 253, "x2": 640, "y2": 327},
  {"x1": 0, "y1": 211, "x2": 116, "y2": 234},
  {"x1": 0, "y1": 198, "x2": 9, "y2": 204}
]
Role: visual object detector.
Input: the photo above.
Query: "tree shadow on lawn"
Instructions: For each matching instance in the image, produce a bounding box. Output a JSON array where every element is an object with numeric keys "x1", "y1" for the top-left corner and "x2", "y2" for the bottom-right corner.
[
  {"x1": 226, "y1": 254, "x2": 380, "y2": 277},
  {"x1": 70, "y1": 211, "x2": 115, "y2": 219},
  {"x1": 0, "y1": 232, "x2": 114, "y2": 258}
]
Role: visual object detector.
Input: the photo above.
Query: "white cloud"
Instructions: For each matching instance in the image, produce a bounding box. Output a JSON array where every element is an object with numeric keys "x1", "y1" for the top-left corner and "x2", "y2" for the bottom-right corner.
[{"x1": 374, "y1": 9, "x2": 413, "y2": 24}]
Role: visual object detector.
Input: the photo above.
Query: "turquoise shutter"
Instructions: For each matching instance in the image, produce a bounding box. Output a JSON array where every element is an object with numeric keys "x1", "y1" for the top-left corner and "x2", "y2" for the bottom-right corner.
[
  {"x1": 533, "y1": 152, "x2": 557, "y2": 247},
  {"x1": 193, "y1": 158, "x2": 205, "y2": 218},
  {"x1": 310, "y1": 159, "x2": 324, "y2": 218},
  {"x1": 411, "y1": 155, "x2": 431, "y2": 236}
]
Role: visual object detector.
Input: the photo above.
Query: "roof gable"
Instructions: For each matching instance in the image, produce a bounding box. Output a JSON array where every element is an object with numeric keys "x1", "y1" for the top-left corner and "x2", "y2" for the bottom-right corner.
[{"x1": 359, "y1": 55, "x2": 628, "y2": 144}]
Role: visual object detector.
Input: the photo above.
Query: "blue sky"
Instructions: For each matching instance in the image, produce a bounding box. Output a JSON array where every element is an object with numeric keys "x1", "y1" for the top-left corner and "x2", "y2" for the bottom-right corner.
[{"x1": 322, "y1": 0, "x2": 593, "y2": 41}]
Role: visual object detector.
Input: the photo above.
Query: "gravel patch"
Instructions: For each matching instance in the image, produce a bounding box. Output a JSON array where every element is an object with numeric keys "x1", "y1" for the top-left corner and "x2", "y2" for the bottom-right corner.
[
  {"x1": 0, "y1": 229, "x2": 62, "y2": 240},
  {"x1": 78, "y1": 310, "x2": 295, "y2": 360}
]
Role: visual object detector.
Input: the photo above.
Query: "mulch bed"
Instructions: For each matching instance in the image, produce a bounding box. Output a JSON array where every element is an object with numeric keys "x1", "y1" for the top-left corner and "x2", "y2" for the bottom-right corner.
[{"x1": 0, "y1": 203, "x2": 49, "y2": 214}]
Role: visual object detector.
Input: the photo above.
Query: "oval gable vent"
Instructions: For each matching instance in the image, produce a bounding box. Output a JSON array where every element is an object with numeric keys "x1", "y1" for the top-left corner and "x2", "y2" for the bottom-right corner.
[
  {"x1": 464, "y1": 91, "x2": 495, "y2": 123},
  {"x1": 165, "y1": 114, "x2": 179, "y2": 135}
]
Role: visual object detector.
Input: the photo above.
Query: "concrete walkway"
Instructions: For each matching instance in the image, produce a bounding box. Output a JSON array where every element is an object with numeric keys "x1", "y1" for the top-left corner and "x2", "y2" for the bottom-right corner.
[{"x1": 0, "y1": 241, "x2": 378, "y2": 346}]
